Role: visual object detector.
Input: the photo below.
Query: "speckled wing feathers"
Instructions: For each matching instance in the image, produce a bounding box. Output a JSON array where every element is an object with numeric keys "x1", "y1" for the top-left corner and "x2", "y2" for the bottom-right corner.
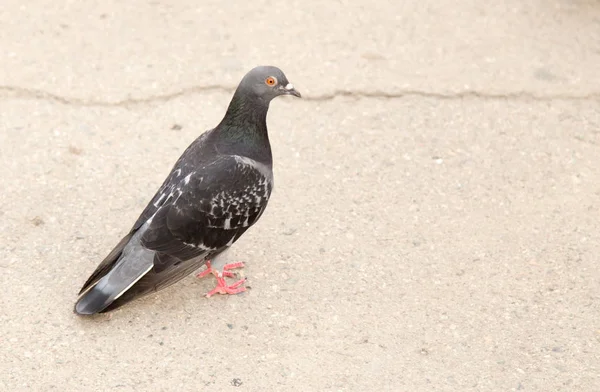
[{"x1": 141, "y1": 155, "x2": 272, "y2": 273}]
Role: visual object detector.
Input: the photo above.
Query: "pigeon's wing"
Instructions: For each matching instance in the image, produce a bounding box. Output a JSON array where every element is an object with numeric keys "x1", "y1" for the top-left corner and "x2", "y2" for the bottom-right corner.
[
  {"x1": 95, "y1": 155, "x2": 272, "y2": 311},
  {"x1": 141, "y1": 155, "x2": 273, "y2": 268}
]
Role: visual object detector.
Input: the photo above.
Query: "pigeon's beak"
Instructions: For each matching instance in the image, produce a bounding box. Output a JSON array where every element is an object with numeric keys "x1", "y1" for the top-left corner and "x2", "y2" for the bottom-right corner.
[{"x1": 282, "y1": 83, "x2": 301, "y2": 98}]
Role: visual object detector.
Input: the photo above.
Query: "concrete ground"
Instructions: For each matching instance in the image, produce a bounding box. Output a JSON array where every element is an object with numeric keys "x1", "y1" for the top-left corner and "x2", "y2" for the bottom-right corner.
[{"x1": 1, "y1": 0, "x2": 599, "y2": 391}]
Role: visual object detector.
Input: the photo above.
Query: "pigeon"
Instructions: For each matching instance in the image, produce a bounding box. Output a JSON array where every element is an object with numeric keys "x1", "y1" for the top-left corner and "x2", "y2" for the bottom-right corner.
[{"x1": 75, "y1": 66, "x2": 301, "y2": 315}]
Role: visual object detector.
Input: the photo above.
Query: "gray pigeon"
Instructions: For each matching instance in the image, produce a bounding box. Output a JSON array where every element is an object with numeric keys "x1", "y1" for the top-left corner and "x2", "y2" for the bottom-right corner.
[{"x1": 75, "y1": 66, "x2": 301, "y2": 315}]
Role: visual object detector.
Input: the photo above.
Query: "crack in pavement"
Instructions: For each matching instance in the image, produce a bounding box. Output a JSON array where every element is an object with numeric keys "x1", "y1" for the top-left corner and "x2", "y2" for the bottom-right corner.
[
  {"x1": 0, "y1": 85, "x2": 599, "y2": 107},
  {"x1": 0, "y1": 85, "x2": 231, "y2": 107},
  {"x1": 310, "y1": 90, "x2": 600, "y2": 102}
]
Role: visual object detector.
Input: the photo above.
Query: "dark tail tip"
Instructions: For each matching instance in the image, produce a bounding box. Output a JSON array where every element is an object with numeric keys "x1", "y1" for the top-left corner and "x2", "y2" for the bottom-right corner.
[{"x1": 74, "y1": 287, "x2": 113, "y2": 315}]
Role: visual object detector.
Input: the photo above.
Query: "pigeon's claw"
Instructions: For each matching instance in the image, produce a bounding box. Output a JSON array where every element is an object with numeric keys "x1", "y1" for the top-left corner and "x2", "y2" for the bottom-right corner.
[
  {"x1": 197, "y1": 260, "x2": 247, "y2": 297},
  {"x1": 223, "y1": 261, "x2": 245, "y2": 272},
  {"x1": 205, "y1": 276, "x2": 247, "y2": 298}
]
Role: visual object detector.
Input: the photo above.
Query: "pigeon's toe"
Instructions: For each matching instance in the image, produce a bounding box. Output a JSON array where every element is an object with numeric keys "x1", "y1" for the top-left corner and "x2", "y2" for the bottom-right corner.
[{"x1": 205, "y1": 277, "x2": 247, "y2": 298}]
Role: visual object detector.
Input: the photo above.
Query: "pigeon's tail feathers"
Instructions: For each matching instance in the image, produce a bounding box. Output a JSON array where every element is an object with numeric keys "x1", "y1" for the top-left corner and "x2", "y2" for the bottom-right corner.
[
  {"x1": 75, "y1": 251, "x2": 154, "y2": 314},
  {"x1": 100, "y1": 253, "x2": 212, "y2": 313},
  {"x1": 75, "y1": 228, "x2": 155, "y2": 315},
  {"x1": 78, "y1": 232, "x2": 134, "y2": 295},
  {"x1": 74, "y1": 283, "x2": 113, "y2": 315},
  {"x1": 74, "y1": 261, "x2": 153, "y2": 315}
]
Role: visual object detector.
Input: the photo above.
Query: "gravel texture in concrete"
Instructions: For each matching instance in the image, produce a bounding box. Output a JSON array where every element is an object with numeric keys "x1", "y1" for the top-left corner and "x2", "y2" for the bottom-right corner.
[{"x1": 1, "y1": 1, "x2": 599, "y2": 391}]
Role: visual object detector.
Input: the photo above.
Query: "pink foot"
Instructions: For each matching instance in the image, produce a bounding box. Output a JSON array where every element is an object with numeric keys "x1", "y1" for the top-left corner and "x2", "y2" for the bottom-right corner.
[
  {"x1": 196, "y1": 260, "x2": 247, "y2": 297},
  {"x1": 205, "y1": 276, "x2": 247, "y2": 298}
]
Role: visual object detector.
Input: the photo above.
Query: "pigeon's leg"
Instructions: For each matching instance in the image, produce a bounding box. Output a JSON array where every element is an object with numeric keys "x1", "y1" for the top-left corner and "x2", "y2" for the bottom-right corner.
[
  {"x1": 196, "y1": 261, "x2": 216, "y2": 278},
  {"x1": 196, "y1": 260, "x2": 247, "y2": 297}
]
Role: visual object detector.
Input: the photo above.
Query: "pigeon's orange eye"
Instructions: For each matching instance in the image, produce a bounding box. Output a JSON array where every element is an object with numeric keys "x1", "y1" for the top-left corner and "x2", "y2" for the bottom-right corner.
[{"x1": 265, "y1": 77, "x2": 277, "y2": 86}]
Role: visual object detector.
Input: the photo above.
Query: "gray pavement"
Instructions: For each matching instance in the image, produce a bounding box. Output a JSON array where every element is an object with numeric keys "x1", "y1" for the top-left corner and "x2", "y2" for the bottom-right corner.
[{"x1": 1, "y1": 1, "x2": 600, "y2": 391}]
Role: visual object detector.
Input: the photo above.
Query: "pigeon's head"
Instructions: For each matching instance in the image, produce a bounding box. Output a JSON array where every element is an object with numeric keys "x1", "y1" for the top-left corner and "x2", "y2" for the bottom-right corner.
[{"x1": 239, "y1": 66, "x2": 301, "y2": 102}]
